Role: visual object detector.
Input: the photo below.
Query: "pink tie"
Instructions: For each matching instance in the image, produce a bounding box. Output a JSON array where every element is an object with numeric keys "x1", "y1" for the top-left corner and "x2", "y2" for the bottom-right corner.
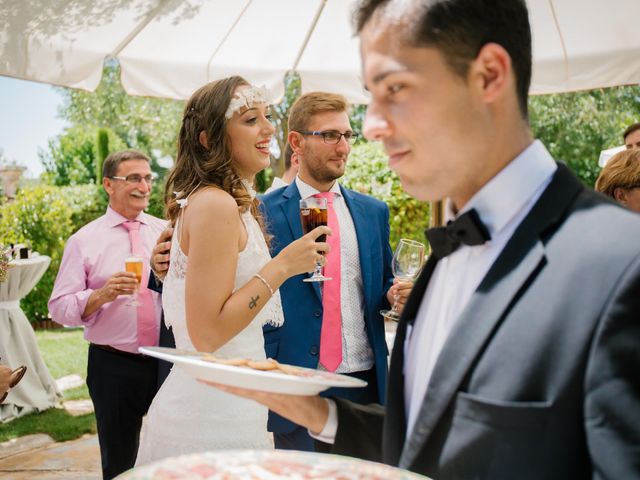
[
  {"x1": 313, "y1": 192, "x2": 342, "y2": 372},
  {"x1": 122, "y1": 221, "x2": 157, "y2": 347}
]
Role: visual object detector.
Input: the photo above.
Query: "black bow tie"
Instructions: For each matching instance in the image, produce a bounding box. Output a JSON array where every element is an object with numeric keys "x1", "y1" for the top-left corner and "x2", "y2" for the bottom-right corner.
[{"x1": 425, "y1": 209, "x2": 491, "y2": 259}]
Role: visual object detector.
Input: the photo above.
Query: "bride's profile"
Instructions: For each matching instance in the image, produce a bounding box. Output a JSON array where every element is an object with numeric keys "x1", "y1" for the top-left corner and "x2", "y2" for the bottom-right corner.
[{"x1": 135, "y1": 76, "x2": 329, "y2": 464}]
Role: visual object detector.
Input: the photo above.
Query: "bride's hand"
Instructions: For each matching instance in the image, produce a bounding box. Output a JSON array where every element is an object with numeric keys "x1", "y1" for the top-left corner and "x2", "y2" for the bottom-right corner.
[{"x1": 275, "y1": 226, "x2": 331, "y2": 278}]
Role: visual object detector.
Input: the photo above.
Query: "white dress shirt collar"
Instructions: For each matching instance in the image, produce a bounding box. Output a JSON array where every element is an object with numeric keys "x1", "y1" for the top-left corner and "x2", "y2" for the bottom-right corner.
[
  {"x1": 447, "y1": 140, "x2": 557, "y2": 239},
  {"x1": 295, "y1": 176, "x2": 342, "y2": 200}
]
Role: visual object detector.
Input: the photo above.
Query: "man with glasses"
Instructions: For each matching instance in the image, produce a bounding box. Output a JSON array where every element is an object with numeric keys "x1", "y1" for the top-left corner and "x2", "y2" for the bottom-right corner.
[
  {"x1": 49, "y1": 150, "x2": 167, "y2": 479},
  {"x1": 261, "y1": 92, "x2": 401, "y2": 451}
]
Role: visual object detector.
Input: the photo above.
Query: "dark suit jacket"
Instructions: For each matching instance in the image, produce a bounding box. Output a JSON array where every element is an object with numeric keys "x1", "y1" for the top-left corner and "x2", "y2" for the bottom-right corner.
[
  {"x1": 147, "y1": 274, "x2": 175, "y2": 387},
  {"x1": 261, "y1": 182, "x2": 394, "y2": 433},
  {"x1": 325, "y1": 164, "x2": 640, "y2": 479}
]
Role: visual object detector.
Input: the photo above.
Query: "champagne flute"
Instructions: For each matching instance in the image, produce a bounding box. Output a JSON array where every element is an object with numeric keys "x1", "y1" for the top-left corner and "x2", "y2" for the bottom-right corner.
[
  {"x1": 299, "y1": 197, "x2": 331, "y2": 282},
  {"x1": 380, "y1": 239, "x2": 425, "y2": 321},
  {"x1": 124, "y1": 255, "x2": 143, "y2": 306}
]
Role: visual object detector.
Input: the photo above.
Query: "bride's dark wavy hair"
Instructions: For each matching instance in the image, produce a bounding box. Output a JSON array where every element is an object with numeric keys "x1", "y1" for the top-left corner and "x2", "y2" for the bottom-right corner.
[{"x1": 165, "y1": 76, "x2": 267, "y2": 238}]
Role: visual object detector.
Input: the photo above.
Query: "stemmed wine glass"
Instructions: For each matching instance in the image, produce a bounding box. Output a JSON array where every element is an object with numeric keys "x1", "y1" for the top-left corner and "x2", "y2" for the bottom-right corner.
[
  {"x1": 380, "y1": 238, "x2": 425, "y2": 321},
  {"x1": 124, "y1": 255, "x2": 143, "y2": 306},
  {"x1": 299, "y1": 197, "x2": 331, "y2": 282}
]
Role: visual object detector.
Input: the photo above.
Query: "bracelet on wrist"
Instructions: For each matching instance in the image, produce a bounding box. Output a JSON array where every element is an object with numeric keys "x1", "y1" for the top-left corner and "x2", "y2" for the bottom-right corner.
[{"x1": 253, "y1": 273, "x2": 274, "y2": 296}]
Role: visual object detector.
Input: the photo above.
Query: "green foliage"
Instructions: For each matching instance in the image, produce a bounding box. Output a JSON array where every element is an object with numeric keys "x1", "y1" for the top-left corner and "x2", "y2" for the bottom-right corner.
[
  {"x1": 146, "y1": 180, "x2": 166, "y2": 219},
  {"x1": 270, "y1": 73, "x2": 302, "y2": 176},
  {"x1": 342, "y1": 142, "x2": 430, "y2": 250},
  {"x1": 95, "y1": 128, "x2": 109, "y2": 184},
  {"x1": 58, "y1": 61, "x2": 183, "y2": 170},
  {"x1": 0, "y1": 408, "x2": 96, "y2": 443},
  {"x1": 529, "y1": 85, "x2": 640, "y2": 186},
  {"x1": 0, "y1": 184, "x2": 106, "y2": 321},
  {"x1": 64, "y1": 184, "x2": 109, "y2": 235},
  {"x1": 255, "y1": 169, "x2": 269, "y2": 193},
  {"x1": 40, "y1": 125, "x2": 125, "y2": 186}
]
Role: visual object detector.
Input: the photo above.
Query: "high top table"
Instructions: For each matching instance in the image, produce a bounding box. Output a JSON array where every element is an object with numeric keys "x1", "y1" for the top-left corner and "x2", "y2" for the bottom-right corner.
[{"x1": 0, "y1": 256, "x2": 62, "y2": 422}]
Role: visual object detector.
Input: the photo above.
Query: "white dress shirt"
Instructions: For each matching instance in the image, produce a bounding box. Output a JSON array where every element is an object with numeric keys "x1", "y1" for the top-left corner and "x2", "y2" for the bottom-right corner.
[
  {"x1": 295, "y1": 176, "x2": 374, "y2": 374},
  {"x1": 265, "y1": 176, "x2": 288, "y2": 194},
  {"x1": 314, "y1": 140, "x2": 557, "y2": 443}
]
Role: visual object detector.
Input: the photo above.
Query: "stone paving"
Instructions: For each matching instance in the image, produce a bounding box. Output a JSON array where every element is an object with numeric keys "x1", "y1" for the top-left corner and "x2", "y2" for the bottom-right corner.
[{"x1": 0, "y1": 433, "x2": 100, "y2": 479}]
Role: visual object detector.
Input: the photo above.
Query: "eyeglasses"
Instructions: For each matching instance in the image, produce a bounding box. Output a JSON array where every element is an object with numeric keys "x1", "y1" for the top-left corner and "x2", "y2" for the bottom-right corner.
[
  {"x1": 297, "y1": 130, "x2": 359, "y2": 145},
  {"x1": 109, "y1": 174, "x2": 156, "y2": 185}
]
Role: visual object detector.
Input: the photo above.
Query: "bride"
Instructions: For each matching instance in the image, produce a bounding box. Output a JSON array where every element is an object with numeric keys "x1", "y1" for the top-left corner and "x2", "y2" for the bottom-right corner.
[{"x1": 135, "y1": 76, "x2": 329, "y2": 465}]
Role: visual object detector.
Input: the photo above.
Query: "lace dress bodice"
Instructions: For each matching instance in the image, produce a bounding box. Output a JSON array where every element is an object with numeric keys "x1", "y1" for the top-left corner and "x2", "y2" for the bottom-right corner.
[{"x1": 163, "y1": 209, "x2": 283, "y2": 357}]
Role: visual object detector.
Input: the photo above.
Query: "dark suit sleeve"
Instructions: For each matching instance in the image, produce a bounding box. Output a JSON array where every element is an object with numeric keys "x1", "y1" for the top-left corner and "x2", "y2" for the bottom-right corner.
[
  {"x1": 147, "y1": 271, "x2": 163, "y2": 293},
  {"x1": 585, "y1": 253, "x2": 640, "y2": 479},
  {"x1": 381, "y1": 205, "x2": 394, "y2": 309},
  {"x1": 316, "y1": 398, "x2": 386, "y2": 462}
]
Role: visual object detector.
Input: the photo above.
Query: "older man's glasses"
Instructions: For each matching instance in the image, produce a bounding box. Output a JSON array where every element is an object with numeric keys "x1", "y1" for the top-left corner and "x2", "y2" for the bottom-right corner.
[
  {"x1": 109, "y1": 174, "x2": 155, "y2": 185},
  {"x1": 297, "y1": 130, "x2": 359, "y2": 145}
]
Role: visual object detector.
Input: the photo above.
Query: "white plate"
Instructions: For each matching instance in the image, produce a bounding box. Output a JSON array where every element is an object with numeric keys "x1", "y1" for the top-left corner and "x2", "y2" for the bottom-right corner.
[{"x1": 140, "y1": 346, "x2": 367, "y2": 396}]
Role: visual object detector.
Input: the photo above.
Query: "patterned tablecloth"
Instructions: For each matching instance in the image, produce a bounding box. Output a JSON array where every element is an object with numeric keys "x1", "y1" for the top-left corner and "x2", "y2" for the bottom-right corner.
[
  {"x1": 118, "y1": 449, "x2": 430, "y2": 479},
  {"x1": 0, "y1": 256, "x2": 62, "y2": 422}
]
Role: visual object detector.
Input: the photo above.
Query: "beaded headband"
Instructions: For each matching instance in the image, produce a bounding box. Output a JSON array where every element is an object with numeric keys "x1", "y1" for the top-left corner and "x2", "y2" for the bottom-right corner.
[{"x1": 225, "y1": 85, "x2": 269, "y2": 119}]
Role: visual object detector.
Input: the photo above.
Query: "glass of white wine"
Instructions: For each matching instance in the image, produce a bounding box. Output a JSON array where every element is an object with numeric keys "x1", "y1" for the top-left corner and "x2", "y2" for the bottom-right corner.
[{"x1": 380, "y1": 239, "x2": 425, "y2": 321}]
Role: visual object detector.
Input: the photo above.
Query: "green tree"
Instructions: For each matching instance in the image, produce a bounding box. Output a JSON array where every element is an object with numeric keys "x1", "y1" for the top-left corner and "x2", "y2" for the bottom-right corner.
[
  {"x1": 40, "y1": 125, "x2": 125, "y2": 186},
  {"x1": 342, "y1": 142, "x2": 430, "y2": 250},
  {"x1": 58, "y1": 61, "x2": 184, "y2": 174},
  {"x1": 529, "y1": 85, "x2": 640, "y2": 186},
  {"x1": 270, "y1": 73, "x2": 302, "y2": 178},
  {"x1": 95, "y1": 128, "x2": 109, "y2": 184}
]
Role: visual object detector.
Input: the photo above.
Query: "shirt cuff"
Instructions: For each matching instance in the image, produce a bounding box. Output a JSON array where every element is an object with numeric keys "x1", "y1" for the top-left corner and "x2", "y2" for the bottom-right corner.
[{"x1": 308, "y1": 398, "x2": 337, "y2": 444}]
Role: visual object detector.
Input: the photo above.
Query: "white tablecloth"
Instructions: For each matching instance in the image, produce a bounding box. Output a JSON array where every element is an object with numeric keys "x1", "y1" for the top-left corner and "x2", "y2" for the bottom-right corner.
[{"x1": 0, "y1": 256, "x2": 62, "y2": 422}]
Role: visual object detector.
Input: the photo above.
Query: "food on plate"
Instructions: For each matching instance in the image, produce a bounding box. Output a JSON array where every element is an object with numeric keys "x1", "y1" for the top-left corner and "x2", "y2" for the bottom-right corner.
[{"x1": 200, "y1": 355, "x2": 309, "y2": 376}]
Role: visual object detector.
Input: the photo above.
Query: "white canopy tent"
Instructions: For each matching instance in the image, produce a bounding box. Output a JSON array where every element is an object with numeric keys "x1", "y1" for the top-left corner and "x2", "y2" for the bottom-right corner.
[{"x1": 1, "y1": 0, "x2": 639, "y2": 103}]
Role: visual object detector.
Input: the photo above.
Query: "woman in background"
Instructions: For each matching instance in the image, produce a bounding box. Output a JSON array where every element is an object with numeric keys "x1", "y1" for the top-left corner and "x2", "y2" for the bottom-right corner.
[{"x1": 595, "y1": 148, "x2": 640, "y2": 213}]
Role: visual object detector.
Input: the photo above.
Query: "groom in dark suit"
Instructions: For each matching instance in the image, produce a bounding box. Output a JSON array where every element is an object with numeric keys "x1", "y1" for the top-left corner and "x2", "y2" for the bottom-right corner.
[
  {"x1": 261, "y1": 91, "x2": 396, "y2": 451},
  {"x1": 211, "y1": 0, "x2": 640, "y2": 477}
]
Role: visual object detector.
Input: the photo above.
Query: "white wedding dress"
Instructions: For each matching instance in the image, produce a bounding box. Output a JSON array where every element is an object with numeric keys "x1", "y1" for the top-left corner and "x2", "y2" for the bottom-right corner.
[{"x1": 135, "y1": 208, "x2": 283, "y2": 466}]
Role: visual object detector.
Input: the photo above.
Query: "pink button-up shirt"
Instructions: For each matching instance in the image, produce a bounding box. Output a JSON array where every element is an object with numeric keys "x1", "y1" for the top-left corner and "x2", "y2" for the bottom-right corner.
[{"x1": 48, "y1": 207, "x2": 167, "y2": 353}]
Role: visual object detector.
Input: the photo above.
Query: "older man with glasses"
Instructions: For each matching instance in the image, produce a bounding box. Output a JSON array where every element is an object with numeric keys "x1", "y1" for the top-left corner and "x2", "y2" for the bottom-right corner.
[
  {"x1": 260, "y1": 91, "x2": 409, "y2": 451},
  {"x1": 49, "y1": 149, "x2": 167, "y2": 479}
]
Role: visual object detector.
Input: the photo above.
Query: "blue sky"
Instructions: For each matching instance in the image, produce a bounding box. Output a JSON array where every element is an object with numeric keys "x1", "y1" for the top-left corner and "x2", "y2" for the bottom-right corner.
[{"x1": 0, "y1": 77, "x2": 67, "y2": 178}]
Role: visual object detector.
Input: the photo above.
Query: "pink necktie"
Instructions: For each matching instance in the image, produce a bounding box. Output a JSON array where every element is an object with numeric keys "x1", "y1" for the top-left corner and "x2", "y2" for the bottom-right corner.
[
  {"x1": 313, "y1": 192, "x2": 342, "y2": 372},
  {"x1": 122, "y1": 221, "x2": 157, "y2": 347}
]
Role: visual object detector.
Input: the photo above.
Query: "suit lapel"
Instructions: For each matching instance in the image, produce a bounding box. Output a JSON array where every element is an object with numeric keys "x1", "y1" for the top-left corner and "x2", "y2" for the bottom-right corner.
[
  {"x1": 399, "y1": 164, "x2": 584, "y2": 469},
  {"x1": 281, "y1": 183, "x2": 322, "y2": 300},
  {"x1": 383, "y1": 253, "x2": 439, "y2": 466}
]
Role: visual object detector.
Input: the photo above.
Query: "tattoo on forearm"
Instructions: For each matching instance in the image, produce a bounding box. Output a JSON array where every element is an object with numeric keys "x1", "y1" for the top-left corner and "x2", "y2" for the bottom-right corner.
[{"x1": 249, "y1": 295, "x2": 259, "y2": 309}]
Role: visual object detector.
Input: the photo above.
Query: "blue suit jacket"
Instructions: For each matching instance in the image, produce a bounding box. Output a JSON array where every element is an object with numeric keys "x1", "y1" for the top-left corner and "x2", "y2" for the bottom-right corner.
[{"x1": 261, "y1": 182, "x2": 394, "y2": 434}]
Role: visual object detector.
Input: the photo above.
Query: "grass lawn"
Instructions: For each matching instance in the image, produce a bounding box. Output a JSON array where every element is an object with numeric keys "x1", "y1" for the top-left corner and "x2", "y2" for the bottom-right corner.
[{"x1": 0, "y1": 328, "x2": 96, "y2": 442}]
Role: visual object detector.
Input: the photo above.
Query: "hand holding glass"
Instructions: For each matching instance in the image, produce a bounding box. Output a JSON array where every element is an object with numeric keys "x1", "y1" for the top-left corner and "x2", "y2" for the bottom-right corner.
[
  {"x1": 299, "y1": 197, "x2": 331, "y2": 282},
  {"x1": 125, "y1": 256, "x2": 143, "y2": 306},
  {"x1": 380, "y1": 239, "x2": 425, "y2": 320}
]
